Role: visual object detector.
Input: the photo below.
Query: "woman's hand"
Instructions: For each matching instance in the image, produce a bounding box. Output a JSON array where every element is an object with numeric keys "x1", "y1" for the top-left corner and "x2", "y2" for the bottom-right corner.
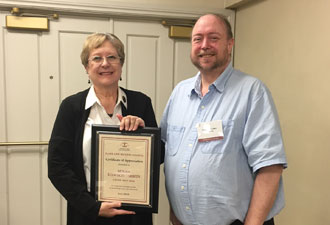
[
  {"x1": 117, "y1": 114, "x2": 145, "y2": 131},
  {"x1": 99, "y1": 201, "x2": 135, "y2": 218}
]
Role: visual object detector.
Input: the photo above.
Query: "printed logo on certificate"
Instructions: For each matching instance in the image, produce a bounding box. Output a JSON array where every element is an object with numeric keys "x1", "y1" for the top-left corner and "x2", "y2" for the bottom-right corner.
[{"x1": 91, "y1": 125, "x2": 161, "y2": 213}]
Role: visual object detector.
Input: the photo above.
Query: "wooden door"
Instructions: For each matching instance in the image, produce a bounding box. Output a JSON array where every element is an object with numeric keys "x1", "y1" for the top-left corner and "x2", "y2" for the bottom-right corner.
[{"x1": 0, "y1": 12, "x2": 196, "y2": 225}]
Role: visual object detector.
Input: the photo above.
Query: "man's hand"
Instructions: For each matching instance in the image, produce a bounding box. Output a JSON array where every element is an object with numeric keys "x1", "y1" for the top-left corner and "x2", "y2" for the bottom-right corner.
[
  {"x1": 244, "y1": 164, "x2": 283, "y2": 225},
  {"x1": 170, "y1": 207, "x2": 183, "y2": 225},
  {"x1": 99, "y1": 201, "x2": 135, "y2": 218}
]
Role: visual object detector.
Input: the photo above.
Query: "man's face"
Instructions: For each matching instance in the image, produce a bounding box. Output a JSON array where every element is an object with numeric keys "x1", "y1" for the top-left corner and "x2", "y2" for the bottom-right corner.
[{"x1": 190, "y1": 15, "x2": 234, "y2": 74}]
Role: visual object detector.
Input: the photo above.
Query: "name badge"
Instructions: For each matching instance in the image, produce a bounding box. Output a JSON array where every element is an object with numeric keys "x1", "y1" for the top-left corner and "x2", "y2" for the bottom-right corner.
[{"x1": 196, "y1": 120, "x2": 224, "y2": 142}]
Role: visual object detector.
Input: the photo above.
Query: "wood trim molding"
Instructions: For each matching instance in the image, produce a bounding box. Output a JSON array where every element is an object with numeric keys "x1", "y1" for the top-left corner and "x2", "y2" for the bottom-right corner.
[{"x1": 0, "y1": 0, "x2": 234, "y2": 20}]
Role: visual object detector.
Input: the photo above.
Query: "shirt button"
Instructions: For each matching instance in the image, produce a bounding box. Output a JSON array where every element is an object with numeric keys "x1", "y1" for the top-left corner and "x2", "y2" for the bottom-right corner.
[
  {"x1": 182, "y1": 164, "x2": 186, "y2": 168},
  {"x1": 181, "y1": 186, "x2": 185, "y2": 190},
  {"x1": 201, "y1": 106, "x2": 205, "y2": 109},
  {"x1": 188, "y1": 144, "x2": 192, "y2": 147},
  {"x1": 186, "y1": 206, "x2": 190, "y2": 210}
]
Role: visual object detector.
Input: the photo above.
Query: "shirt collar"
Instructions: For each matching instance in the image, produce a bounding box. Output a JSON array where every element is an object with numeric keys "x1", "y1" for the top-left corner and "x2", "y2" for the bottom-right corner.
[
  {"x1": 85, "y1": 85, "x2": 127, "y2": 110},
  {"x1": 118, "y1": 87, "x2": 128, "y2": 109},
  {"x1": 191, "y1": 62, "x2": 234, "y2": 96},
  {"x1": 213, "y1": 62, "x2": 233, "y2": 93}
]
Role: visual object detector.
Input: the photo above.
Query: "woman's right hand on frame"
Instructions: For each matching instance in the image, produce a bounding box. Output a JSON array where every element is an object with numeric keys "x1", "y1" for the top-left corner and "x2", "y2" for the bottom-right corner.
[
  {"x1": 99, "y1": 201, "x2": 135, "y2": 218},
  {"x1": 116, "y1": 114, "x2": 145, "y2": 131}
]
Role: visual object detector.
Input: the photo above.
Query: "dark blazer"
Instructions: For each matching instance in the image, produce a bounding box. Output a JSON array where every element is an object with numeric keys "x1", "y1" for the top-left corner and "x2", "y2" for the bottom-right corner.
[{"x1": 48, "y1": 87, "x2": 157, "y2": 225}]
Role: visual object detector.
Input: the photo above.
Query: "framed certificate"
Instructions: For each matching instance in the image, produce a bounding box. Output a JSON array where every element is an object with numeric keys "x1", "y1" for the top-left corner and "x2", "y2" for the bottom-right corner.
[{"x1": 91, "y1": 124, "x2": 161, "y2": 213}]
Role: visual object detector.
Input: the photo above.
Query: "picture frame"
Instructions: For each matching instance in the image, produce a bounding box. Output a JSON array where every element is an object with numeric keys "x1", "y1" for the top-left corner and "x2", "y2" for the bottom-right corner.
[{"x1": 91, "y1": 124, "x2": 161, "y2": 213}]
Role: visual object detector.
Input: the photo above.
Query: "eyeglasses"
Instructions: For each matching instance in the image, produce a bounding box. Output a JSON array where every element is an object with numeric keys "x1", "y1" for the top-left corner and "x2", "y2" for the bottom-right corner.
[{"x1": 88, "y1": 55, "x2": 121, "y2": 64}]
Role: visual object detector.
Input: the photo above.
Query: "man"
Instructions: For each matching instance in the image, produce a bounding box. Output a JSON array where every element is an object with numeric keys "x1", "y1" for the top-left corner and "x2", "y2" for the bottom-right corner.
[{"x1": 160, "y1": 14, "x2": 287, "y2": 225}]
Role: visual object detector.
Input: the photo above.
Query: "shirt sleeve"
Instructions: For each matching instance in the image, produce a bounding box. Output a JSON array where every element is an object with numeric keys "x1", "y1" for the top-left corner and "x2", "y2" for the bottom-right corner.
[
  {"x1": 160, "y1": 101, "x2": 170, "y2": 143},
  {"x1": 242, "y1": 81, "x2": 287, "y2": 173}
]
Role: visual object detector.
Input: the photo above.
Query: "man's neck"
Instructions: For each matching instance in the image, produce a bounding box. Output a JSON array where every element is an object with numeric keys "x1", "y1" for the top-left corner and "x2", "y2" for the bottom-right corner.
[{"x1": 200, "y1": 62, "x2": 229, "y2": 96}]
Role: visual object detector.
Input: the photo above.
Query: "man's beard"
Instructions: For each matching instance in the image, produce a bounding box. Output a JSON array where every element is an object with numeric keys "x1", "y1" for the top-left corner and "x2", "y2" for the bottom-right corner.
[
  {"x1": 192, "y1": 58, "x2": 222, "y2": 72},
  {"x1": 191, "y1": 51, "x2": 230, "y2": 73}
]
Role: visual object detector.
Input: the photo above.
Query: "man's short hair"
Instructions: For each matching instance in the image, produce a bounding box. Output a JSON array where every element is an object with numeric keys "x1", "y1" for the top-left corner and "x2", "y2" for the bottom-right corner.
[{"x1": 196, "y1": 14, "x2": 233, "y2": 40}]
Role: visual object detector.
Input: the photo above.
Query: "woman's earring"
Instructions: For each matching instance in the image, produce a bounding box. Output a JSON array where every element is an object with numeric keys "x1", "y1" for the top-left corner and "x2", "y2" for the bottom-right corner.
[
  {"x1": 88, "y1": 79, "x2": 91, "y2": 84},
  {"x1": 120, "y1": 76, "x2": 122, "y2": 81}
]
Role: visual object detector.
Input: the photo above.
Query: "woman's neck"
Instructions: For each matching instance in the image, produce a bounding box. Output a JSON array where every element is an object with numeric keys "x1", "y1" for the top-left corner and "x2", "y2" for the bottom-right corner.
[{"x1": 94, "y1": 85, "x2": 118, "y2": 114}]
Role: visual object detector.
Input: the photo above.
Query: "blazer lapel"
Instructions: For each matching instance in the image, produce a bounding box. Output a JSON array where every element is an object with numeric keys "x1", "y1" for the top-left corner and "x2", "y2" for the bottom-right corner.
[{"x1": 121, "y1": 102, "x2": 128, "y2": 116}]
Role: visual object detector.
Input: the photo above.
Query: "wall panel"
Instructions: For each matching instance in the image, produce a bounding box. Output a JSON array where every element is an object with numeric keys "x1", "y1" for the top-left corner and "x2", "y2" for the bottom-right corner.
[
  {"x1": 173, "y1": 40, "x2": 197, "y2": 86},
  {"x1": 8, "y1": 149, "x2": 41, "y2": 225},
  {"x1": 127, "y1": 35, "x2": 157, "y2": 102},
  {"x1": 4, "y1": 31, "x2": 40, "y2": 141},
  {"x1": 114, "y1": 20, "x2": 174, "y2": 123},
  {"x1": 59, "y1": 32, "x2": 91, "y2": 99}
]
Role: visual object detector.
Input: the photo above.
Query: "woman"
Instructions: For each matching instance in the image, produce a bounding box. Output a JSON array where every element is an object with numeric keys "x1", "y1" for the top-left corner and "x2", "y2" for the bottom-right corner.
[{"x1": 48, "y1": 33, "x2": 157, "y2": 225}]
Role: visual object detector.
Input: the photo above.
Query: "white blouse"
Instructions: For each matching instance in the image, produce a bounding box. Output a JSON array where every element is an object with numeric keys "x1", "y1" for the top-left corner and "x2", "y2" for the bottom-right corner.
[{"x1": 82, "y1": 86, "x2": 127, "y2": 191}]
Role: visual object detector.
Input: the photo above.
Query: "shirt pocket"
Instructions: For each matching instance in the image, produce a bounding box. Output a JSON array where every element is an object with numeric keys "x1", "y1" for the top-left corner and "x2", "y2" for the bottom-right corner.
[
  {"x1": 166, "y1": 125, "x2": 185, "y2": 156},
  {"x1": 200, "y1": 120, "x2": 234, "y2": 154}
]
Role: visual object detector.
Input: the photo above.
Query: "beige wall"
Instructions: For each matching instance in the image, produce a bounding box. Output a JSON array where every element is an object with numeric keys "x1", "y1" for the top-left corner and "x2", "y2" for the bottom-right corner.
[{"x1": 234, "y1": 0, "x2": 330, "y2": 224}]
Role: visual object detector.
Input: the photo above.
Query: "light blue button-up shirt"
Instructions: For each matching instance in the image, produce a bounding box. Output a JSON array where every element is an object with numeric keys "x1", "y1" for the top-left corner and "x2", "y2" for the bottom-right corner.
[{"x1": 160, "y1": 63, "x2": 287, "y2": 225}]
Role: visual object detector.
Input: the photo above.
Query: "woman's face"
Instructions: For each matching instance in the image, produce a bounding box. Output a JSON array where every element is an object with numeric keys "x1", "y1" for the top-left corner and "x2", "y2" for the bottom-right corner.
[{"x1": 85, "y1": 40, "x2": 122, "y2": 89}]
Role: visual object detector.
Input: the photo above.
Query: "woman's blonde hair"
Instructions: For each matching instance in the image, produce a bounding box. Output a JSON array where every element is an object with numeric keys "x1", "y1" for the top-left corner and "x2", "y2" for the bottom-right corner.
[{"x1": 80, "y1": 33, "x2": 125, "y2": 67}]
